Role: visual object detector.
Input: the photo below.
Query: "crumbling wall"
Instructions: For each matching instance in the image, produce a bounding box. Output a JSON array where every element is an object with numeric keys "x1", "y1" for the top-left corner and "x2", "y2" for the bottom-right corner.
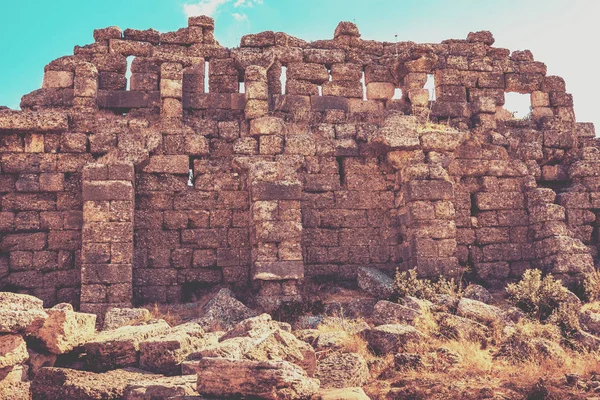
[{"x1": 0, "y1": 17, "x2": 598, "y2": 310}]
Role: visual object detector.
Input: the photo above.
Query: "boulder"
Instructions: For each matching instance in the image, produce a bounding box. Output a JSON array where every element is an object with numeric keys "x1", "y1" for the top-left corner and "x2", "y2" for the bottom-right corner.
[
  {"x1": 103, "y1": 308, "x2": 150, "y2": 331},
  {"x1": 580, "y1": 310, "x2": 600, "y2": 336},
  {"x1": 315, "y1": 352, "x2": 369, "y2": 389},
  {"x1": 357, "y1": 267, "x2": 394, "y2": 299},
  {"x1": 84, "y1": 320, "x2": 171, "y2": 371},
  {"x1": 456, "y1": 297, "x2": 504, "y2": 325},
  {"x1": 193, "y1": 314, "x2": 316, "y2": 375},
  {"x1": 0, "y1": 292, "x2": 48, "y2": 334},
  {"x1": 192, "y1": 288, "x2": 256, "y2": 331},
  {"x1": 0, "y1": 364, "x2": 30, "y2": 400},
  {"x1": 463, "y1": 284, "x2": 493, "y2": 304},
  {"x1": 139, "y1": 323, "x2": 214, "y2": 375},
  {"x1": 372, "y1": 300, "x2": 423, "y2": 326},
  {"x1": 0, "y1": 335, "x2": 28, "y2": 369},
  {"x1": 314, "y1": 331, "x2": 352, "y2": 351},
  {"x1": 319, "y1": 387, "x2": 370, "y2": 400},
  {"x1": 30, "y1": 367, "x2": 161, "y2": 400},
  {"x1": 123, "y1": 375, "x2": 197, "y2": 399},
  {"x1": 394, "y1": 352, "x2": 423, "y2": 370},
  {"x1": 363, "y1": 324, "x2": 424, "y2": 355},
  {"x1": 33, "y1": 303, "x2": 96, "y2": 354},
  {"x1": 195, "y1": 358, "x2": 320, "y2": 400}
]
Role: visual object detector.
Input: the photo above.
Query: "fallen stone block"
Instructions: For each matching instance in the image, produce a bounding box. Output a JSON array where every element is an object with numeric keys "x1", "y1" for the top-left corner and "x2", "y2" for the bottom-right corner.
[
  {"x1": 139, "y1": 323, "x2": 210, "y2": 375},
  {"x1": 195, "y1": 358, "x2": 320, "y2": 400},
  {"x1": 315, "y1": 352, "x2": 369, "y2": 389},
  {"x1": 123, "y1": 375, "x2": 197, "y2": 399},
  {"x1": 363, "y1": 324, "x2": 424, "y2": 355},
  {"x1": 31, "y1": 367, "x2": 161, "y2": 400},
  {"x1": 33, "y1": 303, "x2": 96, "y2": 354},
  {"x1": 192, "y1": 288, "x2": 256, "y2": 331},
  {"x1": 0, "y1": 292, "x2": 48, "y2": 334},
  {"x1": 372, "y1": 300, "x2": 423, "y2": 326},
  {"x1": 103, "y1": 308, "x2": 151, "y2": 331},
  {"x1": 319, "y1": 387, "x2": 370, "y2": 400},
  {"x1": 0, "y1": 364, "x2": 30, "y2": 400},
  {"x1": 456, "y1": 297, "x2": 504, "y2": 325},
  {"x1": 84, "y1": 320, "x2": 171, "y2": 371},
  {"x1": 0, "y1": 335, "x2": 28, "y2": 369},
  {"x1": 357, "y1": 267, "x2": 394, "y2": 299}
]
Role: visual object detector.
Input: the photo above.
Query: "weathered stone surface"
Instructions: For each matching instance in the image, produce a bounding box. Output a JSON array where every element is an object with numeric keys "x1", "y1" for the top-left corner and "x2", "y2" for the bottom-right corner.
[
  {"x1": 456, "y1": 297, "x2": 504, "y2": 325},
  {"x1": 33, "y1": 303, "x2": 96, "y2": 354},
  {"x1": 123, "y1": 374, "x2": 197, "y2": 399},
  {"x1": 315, "y1": 352, "x2": 369, "y2": 389},
  {"x1": 357, "y1": 267, "x2": 394, "y2": 299},
  {"x1": 192, "y1": 288, "x2": 257, "y2": 331},
  {"x1": 363, "y1": 324, "x2": 424, "y2": 355},
  {"x1": 31, "y1": 367, "x2": 161, "y2": 400},
  {"x1": 0, "y1": 293, "x2": 48, "y2": 334},
  {"x1": 0, "y1": 335, "x2": 28, "y2": 369},
  {"x1": 195, "y1": 358, "x2": 320, "y2": 400},
  {"x1": 103, "y1": 308, "x2": 151, "y2": 331},
  {"x1": 0, "y1": 110, "x2": 68, "y2": 132},
  {"x1": 319, "y1": 387, "x2": 370, "y2": 400},
  {"x1": 372, "y1": 300, "x2": 423, "y2": 326},
  {"x1": 84, "y1": 320, "x2": 171, "y2": 371},
  {"x1": 139, "y1": 323, "x2": 208, "y2": 375},
  {"x1": 463, "y1": 284, "x2": 493, "y2": 304}
]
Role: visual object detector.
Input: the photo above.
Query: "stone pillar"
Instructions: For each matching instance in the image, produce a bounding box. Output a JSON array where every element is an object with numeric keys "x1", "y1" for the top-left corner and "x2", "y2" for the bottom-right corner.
[
  {"x1": 80, "y1": 162, "x2": 135, "y2": 318},
  {"x1": 160, "y1": 62, "x2": 183, "y2": 119},
  {"x1": 245, "y1": 66, "x2": 269, "y2": 120},
  {"x1": 73, "y1": 62, "x2": 99, "y2": 113},
  {"x1": 399, "y1": 165, "x2": 460, "y2": 278}
]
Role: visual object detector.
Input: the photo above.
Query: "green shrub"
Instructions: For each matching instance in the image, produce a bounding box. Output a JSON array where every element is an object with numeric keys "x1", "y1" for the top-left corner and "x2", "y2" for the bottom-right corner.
[
  {"x1": 506, "y1": 269, "x2": 569, "y2": 321},
  {"x1": 394, "y1": 268, "x2": 463, "y2": 302},
  {"x1": 582, "y1": 269, "x2": 600, "y2": 303},
  {"x1": 548, "y1": 302, "x2": 581, "y2": 339}
]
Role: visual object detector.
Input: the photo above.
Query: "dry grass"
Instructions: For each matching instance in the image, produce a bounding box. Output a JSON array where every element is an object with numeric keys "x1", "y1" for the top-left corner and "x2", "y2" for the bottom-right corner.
[{"x1": 145, "y1": 303, "x2": 183, "y2": 327}]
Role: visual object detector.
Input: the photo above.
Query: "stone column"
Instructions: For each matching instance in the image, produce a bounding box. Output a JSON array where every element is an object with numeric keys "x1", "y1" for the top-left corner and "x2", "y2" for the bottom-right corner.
[
  {"x1": 73, "y1": 62, "x2": 99, "y2": 113},
  {"x1": 245, "y1": 66, "x2": 269, "y2": 120},
  {"x1": 160, "y1": 62, "x2": 183, "y2": 119},
  {"x1": 80, "y1": 162, "x2": 135, "y2": 318}
]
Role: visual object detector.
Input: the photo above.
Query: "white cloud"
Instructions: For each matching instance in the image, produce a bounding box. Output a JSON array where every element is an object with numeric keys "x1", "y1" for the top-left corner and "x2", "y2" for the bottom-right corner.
[
  {"x1": 183, "y1": 0, "x2": 230, "y2": 17},
  {"x1": 183, "y1": 0, "x2": 263, "y2": 19},
  {"x1": 232, "y1": 12, "x2": 248, "y2": 21}
]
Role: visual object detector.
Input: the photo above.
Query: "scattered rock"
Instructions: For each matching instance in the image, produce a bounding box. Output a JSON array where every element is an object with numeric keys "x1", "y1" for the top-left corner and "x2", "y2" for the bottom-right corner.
[
  {"x1": 372, "y1": 300, "x2": 423, "y2": 326},
  {"x1": 319, "y1": 387, "x2": 370, "y2": 400},
  {"x1": 357, "y1": 267, "x2": 394, "y2": 299},
  {"x1": 195, "y1": 358, "x2": 320, "y2": 400},
  {"x1": 103, "y1": 308, "x2": 150, "y2": 331},
  {"x1": 0, "y1": 364, "x2": 30, "y2": 400},
  {"x1": 0, "y1": 293, "x2": 48, "y2": 334},
  {"x1": 123, "y1": 374, "x2": 197, "y2": 399},
  {"x1": 314, "y1": 331, "x2": 351, "y2": 351},
  {"x1": 33, "y1": 303, "x2": 96, "y2": 354},
  {"x1": 363, "y1": 324, "x2": 424, "y2": 355},
  {"x1": 139, "y1": 323, "x2": 211, "y2": 375},
  {"x1": 193, "y1": 288, "x2": 256, "y2": 331},
  {"x1": 463, "y1": 284, "x2": 493, "y2": 304},
  {"x1": 0, "y1": 335, "x2": 28, "y2": 369},
  {"x1": 456, "y1": 297, "x2": 504, "y2": 325},
  {"x1": 30, "y1": 367, "x2": 161, "y2": 400},
  {"x1": 580, "y1": 309, "x2": 600, "y2": 336},
  {"x1": 315, "y1": 352, "x2": 369, "y2": 389},
  {"x1": 27, "y1": 348, "x2": 57, "y2": 377},
  {"x1": 84, "y1": 320, "x2": 171, "y2": 371}
]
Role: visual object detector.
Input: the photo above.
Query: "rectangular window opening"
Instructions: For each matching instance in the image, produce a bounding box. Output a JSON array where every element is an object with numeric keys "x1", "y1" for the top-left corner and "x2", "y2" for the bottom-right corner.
[
  {"x1": 425, "y1": 74, "x2": 436, "y2": 101},
  {"x1": 204, "y1": 59, "x2": 210, "y2": 93},
  {"x1": 125, "y1": 56, "x2": 135, "y2": 91},
  {"x1": 280, "y1": 66, "x2": 287, "y2": 95},
  {"x1": 361, "y1": 71, "x2": 367, "y2": 101}
]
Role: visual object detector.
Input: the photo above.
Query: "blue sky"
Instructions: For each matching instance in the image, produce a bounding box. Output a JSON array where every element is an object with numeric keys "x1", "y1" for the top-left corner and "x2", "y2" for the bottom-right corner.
[{"x1": 1, "y1": 0, "x2": 598, "y2": 130}]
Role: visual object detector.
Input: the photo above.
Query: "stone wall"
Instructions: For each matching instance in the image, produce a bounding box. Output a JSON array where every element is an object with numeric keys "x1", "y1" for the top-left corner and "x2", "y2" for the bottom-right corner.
[{"x1": 0, "y1": 17, "x2": 598, "y2": 310}]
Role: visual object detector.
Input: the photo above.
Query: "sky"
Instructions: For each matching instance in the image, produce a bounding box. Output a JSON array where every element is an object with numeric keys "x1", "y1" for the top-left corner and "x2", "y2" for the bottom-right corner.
[{"x1": 0, "y1": 0, "x2": 598, "y2": 131}]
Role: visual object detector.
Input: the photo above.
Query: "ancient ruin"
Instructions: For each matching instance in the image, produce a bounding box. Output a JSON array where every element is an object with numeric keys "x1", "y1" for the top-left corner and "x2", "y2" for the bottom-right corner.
[{"x1": 0, "y1": 16, "x2": 597, "y2": 318}]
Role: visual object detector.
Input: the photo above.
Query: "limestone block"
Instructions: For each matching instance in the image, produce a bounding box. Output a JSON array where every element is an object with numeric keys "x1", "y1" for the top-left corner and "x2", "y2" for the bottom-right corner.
[
  {"x1": 83, "y1": 320, "x2": 171, "y2": 371},
  {"x1": 123, "y1": 375, "x2": 197, "y2": 399},
  {"x1": 33, "y1": 303, "x2": 96, "y2": 354},
  {"x1": 0, "y1": 335, "x2": 28, "y2": 369},
  {"x1": 363, "y1": 324, "x2": 424, "y2": 355},
  {"x1": 366, "y1": 82, "x2": 395, "y2": 100},
  {"x1": 0, "y1": 293, "x2": 48, "y2": 334},
  {"x1": 195, "y1": 358, "x2": 320, "y2": 400},
  {"x1": 356, "y1": 267, "x2": 394, "y2": 299},
  {"x1": 42, "y1": 71, "x2": 74, "y2": 89},
  {"x1": 315, "y1": 352, "x2": 369, "y2": 389},
  {"x1": 250, "y1": 116, "x2": 286, "y2": 135},
  {"x1": 287, "y1": 63, "x2": 329, "y2": 84}
]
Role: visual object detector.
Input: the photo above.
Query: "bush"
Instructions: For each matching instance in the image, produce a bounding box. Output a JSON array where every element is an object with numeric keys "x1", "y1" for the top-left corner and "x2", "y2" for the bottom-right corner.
[
  {"x1": 506, "y1": 269, "x2": 569, "y2": 321},
  {"x1": 582, "y1": 269, "x2": 600, "y2": 303},
  {"x1": 394, "y1": 268, "x2": 463, "y2": 302}
]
